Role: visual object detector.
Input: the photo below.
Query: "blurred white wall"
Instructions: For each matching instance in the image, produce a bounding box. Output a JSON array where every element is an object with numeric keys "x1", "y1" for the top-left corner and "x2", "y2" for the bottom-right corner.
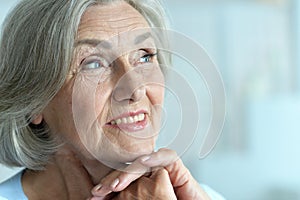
[{"x1": 163, "y1": 0, "x2": 300, "y2": 200}]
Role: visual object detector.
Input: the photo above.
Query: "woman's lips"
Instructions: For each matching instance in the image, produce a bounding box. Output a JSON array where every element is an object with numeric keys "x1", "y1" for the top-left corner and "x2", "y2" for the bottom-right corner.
[{"x1": 106, "y1": 111, "x2": 148, "y2": 132}]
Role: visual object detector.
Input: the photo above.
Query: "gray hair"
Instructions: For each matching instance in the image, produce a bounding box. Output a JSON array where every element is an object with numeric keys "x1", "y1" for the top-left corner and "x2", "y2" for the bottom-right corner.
[{"x1": 0, "y1": 0, "x2": 169, "y2": 170}]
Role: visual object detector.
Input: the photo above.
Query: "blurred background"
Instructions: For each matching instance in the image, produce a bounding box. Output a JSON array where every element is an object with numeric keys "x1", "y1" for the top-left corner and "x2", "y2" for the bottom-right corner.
[
  {"x1": 1, "y1": 0, "x2": 300, "y2": 199},
  {"x1": 162, "y1": 0, "x2": 300, "y2": 200}
]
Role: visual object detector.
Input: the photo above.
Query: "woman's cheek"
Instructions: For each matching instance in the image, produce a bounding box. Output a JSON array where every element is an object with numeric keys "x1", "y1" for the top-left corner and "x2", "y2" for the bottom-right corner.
[{"x1": 71, "y1": 70, "x2": 108, "y2": 146}]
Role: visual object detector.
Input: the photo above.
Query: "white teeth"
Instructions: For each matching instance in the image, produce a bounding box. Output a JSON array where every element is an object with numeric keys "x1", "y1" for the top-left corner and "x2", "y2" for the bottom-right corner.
[
  {"x1": 110, "y1": 113, "x2": 145, "y2": 125},
  {"x1": 116, "y1": 119, "x2": 122, "y2": 125},
  {"x1": 138, "y1": 113, "x2": 145, "y2": 121},
  {"x1": 121, "y1": 118, "x2": 127, "y2": 124},
  {"x1": 128, "y1": 116, "x2": 134, "y2": 123}
]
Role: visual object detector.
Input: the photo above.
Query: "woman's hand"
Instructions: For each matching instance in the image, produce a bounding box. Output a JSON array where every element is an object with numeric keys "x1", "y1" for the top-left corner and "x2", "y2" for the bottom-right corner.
[
  {"x1": 111, "y1": 168, "x2": 177, "y2": 200},
  {"x1": 90, "y1": 148, "x2": 210, "y2": 200}
]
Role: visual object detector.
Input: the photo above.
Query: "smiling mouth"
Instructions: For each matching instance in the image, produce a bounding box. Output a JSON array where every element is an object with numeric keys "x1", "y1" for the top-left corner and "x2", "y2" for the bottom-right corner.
[
  {"x1": 109, "y1": 113, "x2": 145, "y2": 125},
  {"x1": 106, "y1": 112, "x2": 148, "y2": 132}
]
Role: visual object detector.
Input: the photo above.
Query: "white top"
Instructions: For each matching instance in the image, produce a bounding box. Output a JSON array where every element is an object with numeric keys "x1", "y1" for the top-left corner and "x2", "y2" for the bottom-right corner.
[
  {"x1": 0, "y1": 172, "x2": 27, "y2": 200},
  {"x1": 0, "y1": 171, "x2": 226, "y2": 200}
]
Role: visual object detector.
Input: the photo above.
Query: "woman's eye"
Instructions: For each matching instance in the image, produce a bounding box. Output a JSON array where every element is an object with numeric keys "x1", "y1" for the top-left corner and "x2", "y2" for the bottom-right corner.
[
  {"x1": 80, "y1": 56, "x2": 109, "y2": 71},
  {"x1": 139, "y1": 53, "x2": 157, "y2": 63},
  {"x1": 82, "y1": 61, "x2": 102, "y2": 70}
]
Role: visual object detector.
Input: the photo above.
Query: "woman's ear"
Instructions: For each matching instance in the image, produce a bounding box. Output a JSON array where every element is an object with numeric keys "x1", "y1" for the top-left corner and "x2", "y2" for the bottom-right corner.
[{"x1": 31, "y1": 114, "x2": 43, "y2": 125}]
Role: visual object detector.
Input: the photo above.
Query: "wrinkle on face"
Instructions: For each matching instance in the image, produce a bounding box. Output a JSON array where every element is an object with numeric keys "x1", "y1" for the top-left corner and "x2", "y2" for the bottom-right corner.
[
  {"x1": 44, "y1": 1, "x2": 164, "y2": 168},
  {"x1": 77, "y1": 2, "x2": 149, "y2": 41}
]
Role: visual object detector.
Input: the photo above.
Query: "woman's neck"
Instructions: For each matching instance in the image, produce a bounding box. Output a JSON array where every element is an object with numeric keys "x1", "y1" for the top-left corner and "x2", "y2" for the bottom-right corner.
[{"x1": 22, "y1": 145, "x2": 113, "y2": 199}]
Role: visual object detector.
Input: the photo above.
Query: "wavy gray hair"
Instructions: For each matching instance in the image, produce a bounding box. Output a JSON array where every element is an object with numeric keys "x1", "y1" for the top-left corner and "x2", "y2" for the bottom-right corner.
[{"x1": 0, "y1": 0, "x2": 169, "y2": 170}]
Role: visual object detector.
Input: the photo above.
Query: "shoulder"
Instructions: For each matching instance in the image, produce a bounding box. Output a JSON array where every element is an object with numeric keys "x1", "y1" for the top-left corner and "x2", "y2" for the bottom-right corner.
[
  {"x1": 201, "y1": 184, "x2": 226, "y2": 200},
  {"x1": 0, "y1": 171, "x2": 28, "y2": 200}
]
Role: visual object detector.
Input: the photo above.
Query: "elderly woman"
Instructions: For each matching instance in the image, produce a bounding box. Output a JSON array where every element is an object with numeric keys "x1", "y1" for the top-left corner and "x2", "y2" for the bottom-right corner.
[{"x1": 0, "y1": 0, "x2": 225, "y2": 199}]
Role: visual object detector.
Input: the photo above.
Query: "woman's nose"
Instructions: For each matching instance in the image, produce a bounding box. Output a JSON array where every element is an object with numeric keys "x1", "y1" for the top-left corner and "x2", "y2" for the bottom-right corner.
[{"x1": 112, "y1": 62, "x2": 146, "y2": 103}]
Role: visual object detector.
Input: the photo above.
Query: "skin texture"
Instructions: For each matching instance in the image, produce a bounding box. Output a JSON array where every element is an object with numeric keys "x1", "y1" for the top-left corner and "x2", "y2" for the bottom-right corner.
[
  {"x1": 41, "y1": 0, "x2": 164, "y2": 166},
  {"x1": 90, "y1": 148, "x2": 211, "y2": 200},
  {"x1": 24, "y1": 1, "x2": 211, "y2": 200}
]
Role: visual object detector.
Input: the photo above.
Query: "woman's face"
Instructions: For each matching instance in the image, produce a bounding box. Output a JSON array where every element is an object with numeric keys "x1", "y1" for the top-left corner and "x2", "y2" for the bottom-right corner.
[{"x1": 41, "y1": 1, "x2": 164, "y2": 166}]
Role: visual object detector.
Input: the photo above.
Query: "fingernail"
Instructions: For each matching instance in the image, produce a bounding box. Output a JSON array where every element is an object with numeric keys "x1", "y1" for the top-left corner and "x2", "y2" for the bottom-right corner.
[
  {"x1": 110, "y1": 178, "x2": 120, "y2": 188},
  {"x1": 141, "y1": 156, "x2": 151, "y2": 162},
  {"x1": 93, "y1": 184, "x2": 102, "y2": 191}
]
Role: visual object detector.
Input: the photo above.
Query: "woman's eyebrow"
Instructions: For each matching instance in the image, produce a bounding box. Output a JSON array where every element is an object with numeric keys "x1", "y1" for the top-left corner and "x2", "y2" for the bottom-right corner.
[
  {"x1": 134, "y1": 32, "x2": 152, "y2": 45},
  {"x1": 74, "y1": 32, "x2": 153, "y2": 48},
  {"x1": 74, "y1": 39, "x2": 112, "y2": 49}
]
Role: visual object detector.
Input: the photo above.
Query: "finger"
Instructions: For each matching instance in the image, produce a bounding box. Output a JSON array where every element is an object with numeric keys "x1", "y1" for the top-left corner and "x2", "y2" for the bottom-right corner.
[
  {"x1": 91, "y1": 184, "x2": 113, "y2": 198},
  {"x1": 111, "y1": 158, "x2": 150, "y2": 191},
  {"x1": 149, "y1": 169, "x2": 177, "y2": 200},
  {"x1": 164, "y1": 158, "x2": 191, "y2": 187},
  {"x1": 90, "y1": 192, "x2": 118, "y2": 200},
  {"x1": 113, "y1": 177, "x2": 149, "y2": 200},
  {"x1": 106, "y1": 148, "x2": 178, "y2": 192},
  {"x1": 150, "y1": 168, "x2": 169, "y2": 179},
  {"x1": 92, "y1": 159, "x2": 150, "y2": 196},
  {"x1": 105, "y1": 148, "x2": 176, "y2": 192},
  {"x1": 89, "y1": 197, "x2": 105, "y2": 200},
  {"x1": 113, "y1": 170, "x2": 178, "y2": 200},
  {"x1": 140, "y1": 148, "x2": 178, "y2": 167},
  {"x1": 91, "y1": 170, "x2": 120, "y2": 196},
  {"x1": 141, "y1": 148, "x2": 191, "y2": 187}
]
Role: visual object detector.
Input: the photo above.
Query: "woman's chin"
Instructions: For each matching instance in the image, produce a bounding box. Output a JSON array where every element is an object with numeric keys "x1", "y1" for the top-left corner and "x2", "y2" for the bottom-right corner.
[
  {"x1": 119, "y1": 145, "x2": 154, "y2": 162},
  {"x1": 89, "y1": 144, "x2": 154, "y2": 167}
]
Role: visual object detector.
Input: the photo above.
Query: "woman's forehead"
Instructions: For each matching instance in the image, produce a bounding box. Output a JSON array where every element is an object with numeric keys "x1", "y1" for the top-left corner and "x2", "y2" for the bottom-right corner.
[{"x1": 77, "y1": 1, "x2": 150, "y2": 41}]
